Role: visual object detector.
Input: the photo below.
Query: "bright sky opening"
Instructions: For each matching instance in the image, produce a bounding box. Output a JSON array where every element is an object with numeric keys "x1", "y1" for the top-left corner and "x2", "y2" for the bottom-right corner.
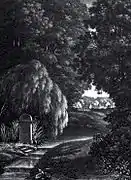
[{"x1": 82, "y1": 85, "x2": 109, "y2": 98}]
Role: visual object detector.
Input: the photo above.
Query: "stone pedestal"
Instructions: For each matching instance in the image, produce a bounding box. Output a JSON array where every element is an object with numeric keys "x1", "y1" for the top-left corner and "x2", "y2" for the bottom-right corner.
[{"x1": 19, "y1": 114, "x2": 33, "y2": 144}]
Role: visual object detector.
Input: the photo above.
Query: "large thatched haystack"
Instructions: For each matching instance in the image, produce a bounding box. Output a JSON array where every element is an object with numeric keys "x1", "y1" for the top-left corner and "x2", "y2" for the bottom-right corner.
[{"x1": 0, "y1": 60, "x2": 68, "y2": 139}]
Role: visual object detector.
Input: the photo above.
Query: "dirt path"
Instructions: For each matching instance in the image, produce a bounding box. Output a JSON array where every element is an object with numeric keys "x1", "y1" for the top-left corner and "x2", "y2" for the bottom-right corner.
[{"x1": 0, "y1": 137, "x2": 93, "y2": 180}]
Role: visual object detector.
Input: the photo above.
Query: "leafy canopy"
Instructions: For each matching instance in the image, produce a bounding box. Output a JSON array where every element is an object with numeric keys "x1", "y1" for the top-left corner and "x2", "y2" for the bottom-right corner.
[
  {"x1": 75, "y1": 0, "x2": 131, "y2": 108},
  {"x1": 79, "y1": 0, "x2": 131, "y2": 177},
  {"x1": 0, "y1": 0, "x2": 88, "y2": 106}
]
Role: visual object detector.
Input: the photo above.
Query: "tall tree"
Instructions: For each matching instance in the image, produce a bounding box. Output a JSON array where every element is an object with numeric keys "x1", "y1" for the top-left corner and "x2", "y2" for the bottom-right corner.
[
  {"x1": 0, "y1": 60, "x2": 68, "y2": 140},
  {"x1": 0, "y1": 0, "x2": 88, "y2": 107},
  {"x1": 75, "y1": 0, "x2": 131, "y2": 177},
  {"x1": 76, "y1": 0, "x2": 131, "y2": 108},
  {"x1": 0, "y1": 0, "x2": 23, "y2": 72},
  {"x1": 81, "y1": 0, "x2": 131, "y2": 179}
]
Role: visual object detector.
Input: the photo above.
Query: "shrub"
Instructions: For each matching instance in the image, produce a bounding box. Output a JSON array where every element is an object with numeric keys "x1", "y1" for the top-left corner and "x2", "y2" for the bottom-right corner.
[
  {"x1": 32, "y1": 121, "x2": 44, "y2": 145},
  {"x1": 0, "y1": 121, "x2": 19, "y2": 142},
  {"x1": 0, "y1": 123, "x2": 10, "y2": 142},
  {"x1": 89, "y1": 109, "x2": 131, "y2": 179}
]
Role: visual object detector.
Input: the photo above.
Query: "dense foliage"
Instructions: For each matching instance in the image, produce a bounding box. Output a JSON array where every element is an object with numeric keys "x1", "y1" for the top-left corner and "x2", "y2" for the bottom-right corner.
[
  {"x1": 90, "y1": 109, "x2": 131, "y2": 179},
  {"x1": 2, "y1": 0, "x2": 131, "y2": 177},
  {"x1": 0, "y1": 60, "x2": 68, "y2": 140},
  {"x1": 0, "y1": 0, "x2": 88, "y2": 107},
  {"x1": 0, "y1": 0, "x2": 90, "y2": 141},
  {"x1": 75, "y1": 0, "x2": 131, "y2": 108},
  {"x1": 74, "y1": 0, "x2": 131, "y2": 177}
]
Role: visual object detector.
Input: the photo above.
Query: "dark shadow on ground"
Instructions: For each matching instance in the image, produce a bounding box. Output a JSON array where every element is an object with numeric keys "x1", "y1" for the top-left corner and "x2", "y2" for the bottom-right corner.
[
  {"x1": 30, "y1": 139, "x2": 98, "y2": 179},
  {"x1": 29, "y1": 109, "x2": 112, "y2": 179}
]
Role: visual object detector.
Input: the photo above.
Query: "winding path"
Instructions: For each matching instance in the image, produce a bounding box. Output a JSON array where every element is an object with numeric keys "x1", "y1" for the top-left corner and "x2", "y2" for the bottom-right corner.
[{"x1": 0, "y1": 137, "x2": 92, "y2": 180}]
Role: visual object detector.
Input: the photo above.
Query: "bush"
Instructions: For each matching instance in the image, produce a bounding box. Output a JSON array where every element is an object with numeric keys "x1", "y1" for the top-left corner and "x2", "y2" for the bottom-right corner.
[
  {"x1": 89, "y1": 110, "x2": 131, "y2": 179},
  {"x1": 0, "y1": 121, "x2": 19, "y2": 143},
  {"x1": 32, "y1": 120, "x2": 44, "y2": 145}
]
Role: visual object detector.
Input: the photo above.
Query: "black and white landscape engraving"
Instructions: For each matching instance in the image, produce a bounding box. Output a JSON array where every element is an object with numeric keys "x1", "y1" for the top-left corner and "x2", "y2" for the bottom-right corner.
[{"x1": 0, "y1": 0, "x2": 130, "y2": 179}]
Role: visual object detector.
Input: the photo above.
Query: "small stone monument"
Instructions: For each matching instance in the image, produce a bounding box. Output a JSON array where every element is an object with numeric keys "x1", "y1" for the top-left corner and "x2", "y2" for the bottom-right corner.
[{"x1": 19, "y1": 113, "x2": 33, "y2": 144}]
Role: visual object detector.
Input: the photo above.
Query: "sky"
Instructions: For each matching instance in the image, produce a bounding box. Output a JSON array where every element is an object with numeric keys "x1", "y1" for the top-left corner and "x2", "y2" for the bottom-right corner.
[
  {"x1": 81, "y1": 0, "x2": 96, "y2": 7},
  {"x1": 80, "y1": 0, "x2": 108, "y2": 99},
  {"x1": 81, "y1": 0, "x2": 105, "y2": 98},
  {"x1": 82, "y1": 85, "x2": 109, "y2": 98}
]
